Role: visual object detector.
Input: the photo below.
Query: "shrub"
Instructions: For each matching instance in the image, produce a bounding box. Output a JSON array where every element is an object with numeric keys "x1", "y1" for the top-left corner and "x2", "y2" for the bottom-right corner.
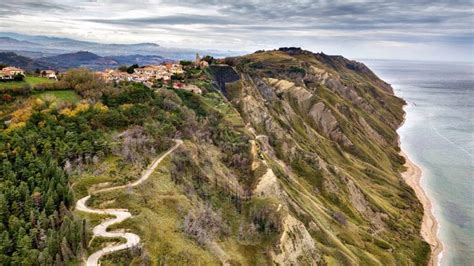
[
  {"x1": 102, "y1": 83, "x2": 153, "y2": 107},
  {"x1": 182, "y1": 206, "x2": 229, "y2": 245},
  {"x1": 13, "y1": 73, "x2": 24, "y2": 81},
  {"x1": 248, "y1": 198, "x2": 283, "y2": 235},
  {"x1": 180, "y1": 60, "x2": 193, "y2": 66},
  {"x1": 61, "y1": 68, "x2": 110, "y2": 100},
  {"x1": 1, "y1": 93, "x2": 13, "y2": 102},
  {"x1": 332, "y1": 211, "x2": 347, "y2": 226},
  {"x1": 112, "y1": 126, "x2": 159, "y2": 164}
]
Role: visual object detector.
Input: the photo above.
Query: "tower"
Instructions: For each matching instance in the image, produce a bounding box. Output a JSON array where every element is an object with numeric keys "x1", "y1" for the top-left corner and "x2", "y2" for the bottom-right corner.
[{"x1": 195, "y1": 53, "x2": 201, "y2": 66}]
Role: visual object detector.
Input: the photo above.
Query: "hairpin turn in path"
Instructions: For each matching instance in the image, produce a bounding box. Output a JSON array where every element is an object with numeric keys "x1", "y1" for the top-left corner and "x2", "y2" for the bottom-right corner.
[{"x1": 75, "y1": 140, "x2": 183, "y2": 266}]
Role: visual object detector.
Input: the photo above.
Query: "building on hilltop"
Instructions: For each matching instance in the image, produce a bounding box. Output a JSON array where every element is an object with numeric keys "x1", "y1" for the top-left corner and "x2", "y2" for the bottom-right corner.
[
  {"x1": 0, "y1": 67, "x2": 25, "y2": 80},
  {"x1": 194, "y1": 53, "x2": 209, "y2": 69},
  {"x1": 41, "y1": 70, "x2": 58, "y2": 80},
  {"x1": 195, "y1": 53, "x2": 201, "y2": 66},
  {"x1": 199, "y1": 60, "x2": 209, "y2": 68},
  {"x1": 97, "y1": 63, "x2": 184, "y2": 85},
  {"x1": 173, "y1": 82, "x2": 202, "y2": 94}
]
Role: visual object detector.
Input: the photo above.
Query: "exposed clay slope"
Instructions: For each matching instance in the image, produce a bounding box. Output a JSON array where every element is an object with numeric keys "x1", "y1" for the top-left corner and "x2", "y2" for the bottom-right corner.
[{"x1": 213, "y1": 48, "x2": 430, "y2": 264}]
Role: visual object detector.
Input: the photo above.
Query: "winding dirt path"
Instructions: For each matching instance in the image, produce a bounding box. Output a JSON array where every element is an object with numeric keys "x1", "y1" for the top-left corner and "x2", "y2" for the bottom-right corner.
[{"x1": 76, "y1": 140, "x2": 183, "y2": 266}]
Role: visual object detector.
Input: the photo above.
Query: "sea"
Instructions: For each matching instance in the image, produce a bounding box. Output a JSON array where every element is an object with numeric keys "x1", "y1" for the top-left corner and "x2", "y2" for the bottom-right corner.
[{"x1": 363, "y1": 59, "x2": 474, "y2": 265}]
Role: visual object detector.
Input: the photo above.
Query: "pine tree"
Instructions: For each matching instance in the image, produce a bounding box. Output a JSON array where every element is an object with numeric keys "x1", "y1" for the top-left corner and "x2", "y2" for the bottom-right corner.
[
  {"x1": 0, "y1": 193, "x2": 8, "y2": 227},
  {"x1": 60, "y1": 237, "x2": 72, "y2": 263}
]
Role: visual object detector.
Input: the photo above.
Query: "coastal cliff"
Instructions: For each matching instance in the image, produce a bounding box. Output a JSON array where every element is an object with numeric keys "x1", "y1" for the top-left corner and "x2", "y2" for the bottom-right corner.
[
  {"x1": 204, "y1": 48, "x2": 430, "y2": 264},
  {"x1": 0, "y1": 48, "x2": 432, "y2": 265}
]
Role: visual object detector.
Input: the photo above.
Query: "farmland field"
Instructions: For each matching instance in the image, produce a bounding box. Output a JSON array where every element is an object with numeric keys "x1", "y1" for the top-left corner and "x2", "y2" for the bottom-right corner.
[
  {"x1": 34, "y1": 90, "x2": 79, "y2": 103},
  {"x1": 0, "y1": 76, "x2": 55, "y2": 89}
]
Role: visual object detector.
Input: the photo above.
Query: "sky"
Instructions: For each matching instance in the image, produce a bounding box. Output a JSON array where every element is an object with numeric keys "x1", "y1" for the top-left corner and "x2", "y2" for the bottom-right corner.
[{"x1": 1, "y1": 0, "x2": 473, "y2": 61}]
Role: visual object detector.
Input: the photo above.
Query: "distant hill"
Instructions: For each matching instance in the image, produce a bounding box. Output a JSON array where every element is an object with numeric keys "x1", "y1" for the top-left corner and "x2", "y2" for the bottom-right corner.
[
  {"x1": 0, "y1": 37, "x2": 38, "y2": 47},
  {"x1": 37, "y1": 51, "x2": 119, "y2": 70},
  {"x1": 0, "y1": 50, "x2": 55, "y2": 59},
  {"x1": 112, "y1": 54, "x2": 169, "y2": 65},
  {"x1": 0, "y1": 51, "x2": 174, "y2": 71},
  {"x1": 0, "y1": 32, "x2": 237, "y2": 60},
  {"x1": 0, "y1": 52, "x2": 52, "y2": 70}
]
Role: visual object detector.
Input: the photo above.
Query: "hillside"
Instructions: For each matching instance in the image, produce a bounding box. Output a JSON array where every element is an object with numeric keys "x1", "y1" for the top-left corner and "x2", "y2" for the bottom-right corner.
[
  {"x1": 0, "y1": 52, "x2": 52, "y2": 70},
  {"x1": 37, "y1": 51, "x2": 119, "y2": 70},
  {"x1": 0, "y1": 51, "x2": 170, "y2": 71},
  {"x1": 211, "y1": 48, "x2": 429, "y2": 264},
  {"x1": 0, "y1": 37, "x2": 38, "y2": 47},
  {"x1": 0, "y1": 49, "x2": 429, "y2": 265},
  {"x1": 112, "y1": 54, "x2": 168, "y2": 66}
]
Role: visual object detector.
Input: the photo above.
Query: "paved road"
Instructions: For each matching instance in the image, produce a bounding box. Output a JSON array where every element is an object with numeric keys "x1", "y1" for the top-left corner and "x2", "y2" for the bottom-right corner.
[{"x1": 76, "y1": 140, "x2": 183, "y2": 266}]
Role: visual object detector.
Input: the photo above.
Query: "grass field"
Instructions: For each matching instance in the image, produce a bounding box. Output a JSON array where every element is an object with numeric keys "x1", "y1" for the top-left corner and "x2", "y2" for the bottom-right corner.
[
  {"x1": 0, "y1": 76, "x2": 55, "y2": 89},
  {"x1": 201, "y1": 92, "x2": 245, "y2": 128},
  {"x1": 91, "y1": 157, "x2": 220, "y2": 265},
  {"x1": 72, "y1": 150, "x2": 222, "y2": 264},
  {"x1": 34, "y1": 90, "x2": 80, "y2": 103}
]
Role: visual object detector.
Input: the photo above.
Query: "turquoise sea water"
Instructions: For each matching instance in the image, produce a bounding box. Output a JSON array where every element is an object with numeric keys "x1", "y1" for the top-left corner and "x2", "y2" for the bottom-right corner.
[{"x1": 364, "y1": 60, "x2": 474, "y2": 265}]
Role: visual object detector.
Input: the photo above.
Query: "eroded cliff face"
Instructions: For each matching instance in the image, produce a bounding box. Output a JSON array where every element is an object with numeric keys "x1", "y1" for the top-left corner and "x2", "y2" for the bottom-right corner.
[
  {"x1": 212, "y1": 48, "x2": 430, "y2": 264},
  {"x1": 89, "y1": 49, "x2": 429, "y2": 265}
]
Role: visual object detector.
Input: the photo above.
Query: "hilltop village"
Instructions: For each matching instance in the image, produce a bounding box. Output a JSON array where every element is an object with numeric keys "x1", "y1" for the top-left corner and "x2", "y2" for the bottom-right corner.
[
  {"x1": 0, "y1": 53, "x2": 215, "y2": 94},
  {"x1": 98, "y1": 53, "x2": 212, "y2": 94}
]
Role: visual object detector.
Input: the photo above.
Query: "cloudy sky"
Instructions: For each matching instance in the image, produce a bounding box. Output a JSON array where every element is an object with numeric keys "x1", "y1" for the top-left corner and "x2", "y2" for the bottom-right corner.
[{"x1": 1, "y1": 0, "x2": 473, "y2": 61}]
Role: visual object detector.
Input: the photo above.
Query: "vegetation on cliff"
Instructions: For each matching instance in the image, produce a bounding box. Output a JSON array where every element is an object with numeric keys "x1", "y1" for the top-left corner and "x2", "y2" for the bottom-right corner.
[
  {"x1": 0, "y1": 48, "x2": 429, "y2": 265},
  {"x1": 218, "y1": 48, "x2": 429, "y2": 264}
]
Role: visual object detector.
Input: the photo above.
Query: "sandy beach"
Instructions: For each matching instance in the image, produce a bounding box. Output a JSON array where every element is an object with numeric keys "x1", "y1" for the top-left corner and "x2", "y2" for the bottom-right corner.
[{"x1": 401, "y1": 151, "x2": 443, "y2": 265}]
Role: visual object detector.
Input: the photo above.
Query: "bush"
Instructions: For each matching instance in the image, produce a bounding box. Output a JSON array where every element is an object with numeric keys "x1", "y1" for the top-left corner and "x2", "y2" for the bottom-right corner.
[
  {"x1": 332, "y1": 211, "x2": 347, "y2": 226},
  {"x1": 173, "y1": 89, "x2": 207, "y2": 117},
  {"x1": 102, "y1": 83, "x2": 154, "y2": 107},
  {"x1": 289, "y1": 66, "x2": 306, "y2": 75},
  {"x1": 1, "y1": 93, "x2": 13, "y2": 102},
  {"x1": 127, "y1": 64, "x2": 139, "y2": 74},
  {"x1": 112, "y1": 126, "x2": 159, "y2": 164},
  {"x1": 0, "y1": 84, "x2": 32, "y2": 96},
  {"x1": 248, "y1": 198, "x2": 283, "y2": 235},
  {"x1": 182, "y1": 206, "x2": 229, "y2": 245},
  {"x1": 118, "y1": 65, "x2": 128, "y2": 72},
  {"x1": 61, "y1": 68, "x2": 110, "y2": 100},
  {"x1": 180, "y1": 60, "x2": 193, "y2": 66},
  {"x1": 13, "y1": 73, "x2": 24, "y2": 81}
]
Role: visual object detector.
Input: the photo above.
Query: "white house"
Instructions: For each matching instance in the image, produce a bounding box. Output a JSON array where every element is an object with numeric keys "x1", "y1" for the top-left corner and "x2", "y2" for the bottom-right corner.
[
  {"x1": 0, "y1": 67, "x2": 25, "y2": 80},
  {"x1": 41, "y1": 70, "x2": 58, "y2": 80}
]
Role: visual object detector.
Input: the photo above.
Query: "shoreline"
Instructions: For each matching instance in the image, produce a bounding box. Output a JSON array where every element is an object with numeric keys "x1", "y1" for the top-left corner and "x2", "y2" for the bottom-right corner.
[{"x1": 400, "y1": 150, "x2": 443, "y2": 265}]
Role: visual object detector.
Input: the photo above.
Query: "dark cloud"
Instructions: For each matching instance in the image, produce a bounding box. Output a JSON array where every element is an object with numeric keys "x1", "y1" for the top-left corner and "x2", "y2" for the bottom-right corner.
[
  {"x1": 87, "y1": 14, "x2": 244, "y2": 26},
  {"x1": 80, "y1": 0, "x2": 473, "y2": 36},
  {"x1": 2, "y1": 0, "x2": 71, "y2": 13},
  {"x1": 0, "y1": 0, "x2": 472, "y2": 61}
]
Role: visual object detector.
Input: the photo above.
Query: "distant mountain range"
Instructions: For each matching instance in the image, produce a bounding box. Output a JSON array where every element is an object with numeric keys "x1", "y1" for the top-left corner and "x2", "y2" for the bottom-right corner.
[
  {"x1": 0, "y1": 51, "x2": 172, "y2": 71},
  {"x1": 0, "y1": 32, "x2": 237, "y2": 60}
]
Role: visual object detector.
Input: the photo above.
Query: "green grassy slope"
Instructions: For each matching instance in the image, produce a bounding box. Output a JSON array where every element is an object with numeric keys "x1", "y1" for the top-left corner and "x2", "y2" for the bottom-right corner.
[{"x1": 0, "y1": 76, "x2": 55, "y2": 89}]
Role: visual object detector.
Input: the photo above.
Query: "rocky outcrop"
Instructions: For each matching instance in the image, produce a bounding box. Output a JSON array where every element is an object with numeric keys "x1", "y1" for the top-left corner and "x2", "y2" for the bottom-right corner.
[
  {"x1": 344, "y1": 176, "x2": 387, "y2": 230},
  {"x1": 208, "y1": 65, "x2": 240, "y2": 96},
  {"x1": 261, "y1": 77, "x2": 353, "y2": 147},
  {"x1": 308, "y1": 66, "x2": 375, "y2": 114},
  {"x1": 307, "y1": 101, "x2": 353, "y2": 147},
  {"x1": 272, "y1": 215, "x2": 320, "y2": 265}
]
